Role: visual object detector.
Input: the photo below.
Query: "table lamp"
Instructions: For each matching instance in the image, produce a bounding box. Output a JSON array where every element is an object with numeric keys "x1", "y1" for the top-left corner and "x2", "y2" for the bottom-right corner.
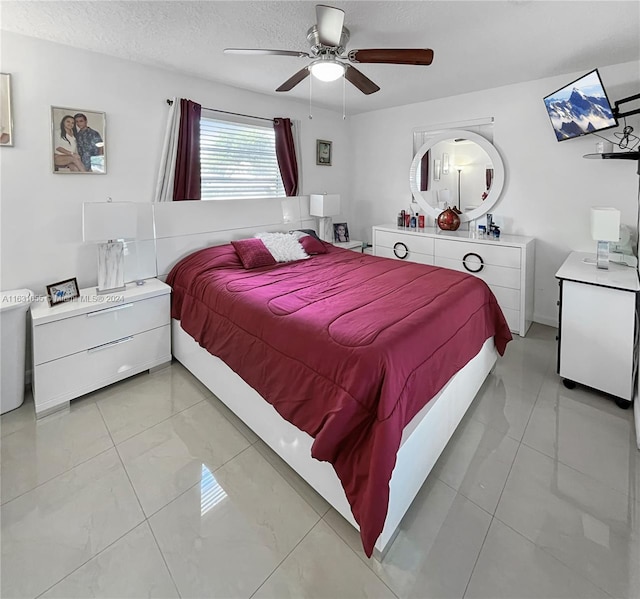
[
  {"x1": 310, "y1": 193, "x2": 341, "y2": 242},
  {"x1": 83, "y1": 200, "x2": 137, "y2": 293},
  {"x1": 590, "y1": 207, "x2": 620, "y2": 270}
]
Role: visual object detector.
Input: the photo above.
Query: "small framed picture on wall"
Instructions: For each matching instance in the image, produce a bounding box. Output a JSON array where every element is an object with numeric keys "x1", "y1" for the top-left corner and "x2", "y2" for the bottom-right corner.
[
  {"x1": 0, "y1": 73, "x2": 13, "y2": 146},
  {"x1": 316, "y1": 139, "x2": 332, "y2": 166},
  {"x1": 51, "y1": 107, "x2": 106, "y2": 174}
]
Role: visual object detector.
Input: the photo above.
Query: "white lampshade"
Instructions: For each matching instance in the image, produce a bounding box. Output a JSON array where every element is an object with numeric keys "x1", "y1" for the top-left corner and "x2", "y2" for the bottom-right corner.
[
  {"x1": 310, "y1": 194, "x2": 341, "y2": 217},
  {"x1": 590, "y1": 207, "x2": 620, "y2": 242},
  {"x1": 83, "y1": 202, "x2": 137, "y2": 242}
]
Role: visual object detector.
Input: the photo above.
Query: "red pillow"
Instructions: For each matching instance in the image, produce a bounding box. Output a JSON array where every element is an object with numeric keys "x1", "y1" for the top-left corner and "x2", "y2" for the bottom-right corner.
[
  {"x1": 299, "y1": 235, "x2": 327, "y2": 255},
  {"x1": 231, "y1": 238, "x2": 277, "y2": 269}
]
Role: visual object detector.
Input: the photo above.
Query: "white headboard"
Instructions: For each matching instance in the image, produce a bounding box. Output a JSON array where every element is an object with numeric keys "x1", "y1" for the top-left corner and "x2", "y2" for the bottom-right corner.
[{"x1": 153, "y1": 196, "x2": 316, "y2": 278}]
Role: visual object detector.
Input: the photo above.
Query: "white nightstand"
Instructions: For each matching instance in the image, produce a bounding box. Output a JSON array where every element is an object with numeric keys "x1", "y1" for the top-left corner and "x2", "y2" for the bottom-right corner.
[
  {"x1": 333, "y1": 240, "x2": 364, "y2": 253},
  {"x1": 31, "y1": 279, "x2": 171, "y2": 417}
]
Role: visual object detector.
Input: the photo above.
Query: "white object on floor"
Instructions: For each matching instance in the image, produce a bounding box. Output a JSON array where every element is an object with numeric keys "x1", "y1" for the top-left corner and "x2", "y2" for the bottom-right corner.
[
  {"x1": 0, "y1": 288, "x2": 33, "y2": 414},
  {"x1": 30, "y1": 279, "x2": 172, "y2": 417}
]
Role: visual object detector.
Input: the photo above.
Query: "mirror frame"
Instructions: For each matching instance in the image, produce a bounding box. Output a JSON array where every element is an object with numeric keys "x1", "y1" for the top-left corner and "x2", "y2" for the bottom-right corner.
[{"x1": 409, "y1": 129, "x2": 505, "y2": 223}]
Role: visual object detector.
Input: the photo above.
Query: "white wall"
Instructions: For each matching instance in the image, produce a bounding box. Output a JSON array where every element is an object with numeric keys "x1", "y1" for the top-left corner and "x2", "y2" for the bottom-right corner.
[
  {"x1": 0, "y1": 32, "x2": 351, "y2": 293},
  {"x1": 347, "y1": 61, "x2": 640, "y2": 326}
]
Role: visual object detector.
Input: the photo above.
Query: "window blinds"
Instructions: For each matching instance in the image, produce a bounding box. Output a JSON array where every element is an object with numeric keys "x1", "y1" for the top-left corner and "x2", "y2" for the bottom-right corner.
[{"x1": 200, "y1": 115, "x2": 285, "y2": 200}]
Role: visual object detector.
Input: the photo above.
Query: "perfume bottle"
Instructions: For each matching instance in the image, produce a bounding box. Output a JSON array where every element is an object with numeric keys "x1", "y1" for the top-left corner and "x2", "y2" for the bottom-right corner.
[{"x1": 417, "y1": 213, "x2": 425, "y2": 228}]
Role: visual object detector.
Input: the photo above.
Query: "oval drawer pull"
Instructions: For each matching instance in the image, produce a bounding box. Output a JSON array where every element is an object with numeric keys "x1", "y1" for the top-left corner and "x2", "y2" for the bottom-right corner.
[
  {"x1": 87, "y1": 336, "x2": 134, "y2": 353},
  {"x1": 393, "y1": 242, "x2": 409, "y2": 259},
  {"x1": 86, "y1": 303, "x2": 135, "y2": 317},
  {"x1": 462, "y1": 252, "x2": 484, "y2": 273}
]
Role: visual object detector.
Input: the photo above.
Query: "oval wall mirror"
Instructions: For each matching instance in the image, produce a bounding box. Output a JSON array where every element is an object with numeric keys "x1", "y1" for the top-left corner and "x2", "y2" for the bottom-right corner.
[{"x1": 409, "y1": 129, "x2": 505, "y2": 223}]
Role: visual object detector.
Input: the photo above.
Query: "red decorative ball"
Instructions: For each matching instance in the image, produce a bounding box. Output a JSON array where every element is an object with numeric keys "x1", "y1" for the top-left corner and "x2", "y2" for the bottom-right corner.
[{"x1": 437, "y1": 208, "x2": 461, "y2": 231}]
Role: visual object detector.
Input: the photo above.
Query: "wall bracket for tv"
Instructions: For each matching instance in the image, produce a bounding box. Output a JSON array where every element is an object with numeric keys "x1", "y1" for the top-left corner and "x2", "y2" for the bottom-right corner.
[{"x1": 613, "y1": 93, "x2": 640, "y2": 119}]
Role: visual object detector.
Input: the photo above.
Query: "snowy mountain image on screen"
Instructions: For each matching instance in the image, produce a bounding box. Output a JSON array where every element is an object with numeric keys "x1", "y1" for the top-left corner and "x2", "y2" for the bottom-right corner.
[{"x1": 545, "y1": 86, "x2": 616, "y2": 141}]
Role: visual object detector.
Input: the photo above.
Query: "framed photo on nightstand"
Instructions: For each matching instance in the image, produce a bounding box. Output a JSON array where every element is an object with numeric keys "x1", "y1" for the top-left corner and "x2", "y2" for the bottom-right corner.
[
  {"x1": 46, "y1": 277, "x2": 79, "y2": 306},
  {"x1": 333, "y1": 222, "x2": 349, "y2": 243}
]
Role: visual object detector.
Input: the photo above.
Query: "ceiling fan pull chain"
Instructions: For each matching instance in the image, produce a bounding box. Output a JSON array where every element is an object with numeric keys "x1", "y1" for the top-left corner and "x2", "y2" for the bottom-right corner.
[{"x1": 309, "y1": 73, "x2": 313, "y2": 120}]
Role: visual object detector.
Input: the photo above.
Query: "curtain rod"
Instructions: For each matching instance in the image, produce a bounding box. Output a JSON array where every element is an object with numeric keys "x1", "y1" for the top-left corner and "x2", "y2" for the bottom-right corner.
[{"x1": 166, "y1": 99, "x2": 274, "y2": 123}]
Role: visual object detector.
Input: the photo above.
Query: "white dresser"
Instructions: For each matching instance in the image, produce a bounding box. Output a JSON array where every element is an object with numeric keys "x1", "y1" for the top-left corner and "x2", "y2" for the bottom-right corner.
[
  {"x1": 556, "y1": 251, "x2": 639, "y2": 407},
  {"x1": 31, "y1": 279, "x2": 171, "y2": 416},
  {"x1": 372, "y1": 225, "x2": 535, "y2": 336}
]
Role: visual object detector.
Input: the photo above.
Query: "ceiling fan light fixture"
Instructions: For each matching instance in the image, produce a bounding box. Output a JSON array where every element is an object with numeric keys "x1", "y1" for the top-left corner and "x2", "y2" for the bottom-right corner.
[{"x1": 309, "y1": 59, "x2": 345, "y2": 82}]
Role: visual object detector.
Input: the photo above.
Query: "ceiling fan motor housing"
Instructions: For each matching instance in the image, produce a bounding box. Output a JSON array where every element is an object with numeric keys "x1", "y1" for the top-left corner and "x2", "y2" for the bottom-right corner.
[{"x1": 306, "y1": 25, "x2": 350, "y2": 56}]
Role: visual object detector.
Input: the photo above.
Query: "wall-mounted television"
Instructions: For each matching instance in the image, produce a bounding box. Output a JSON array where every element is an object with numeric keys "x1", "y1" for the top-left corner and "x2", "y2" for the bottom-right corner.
[{"x1": 544, "y1": 69, "x2": 618, "y2": 141}]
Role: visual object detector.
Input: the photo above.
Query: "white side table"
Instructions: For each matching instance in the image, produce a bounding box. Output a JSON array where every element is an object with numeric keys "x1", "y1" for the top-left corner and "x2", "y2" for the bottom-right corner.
[
  {"x1": 556, "y1": 252, "x2": 639, "y2": 408},
  {"x1": 333, "y1": 240, "x2": 364, "y2": 253},
  {"x1": 31, "y1": 279, "x2": 171, "y2": 417}
]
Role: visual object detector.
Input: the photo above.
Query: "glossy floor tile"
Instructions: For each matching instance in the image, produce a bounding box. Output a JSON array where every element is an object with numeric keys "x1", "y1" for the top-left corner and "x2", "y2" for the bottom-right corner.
[
  {"x1": 324, "y1": 477, "x2": 492, "y2": 599},
  {"x1": 117, "y1": 399, "x2": 251, "y2": 516},
  {"x1": 40, "y1": 523, "x2": 179, "y2": 599},
  {"x1": 1, "y1": 449, "x2": 144, "y2": 599},
  {"x1": 254, "y1": 520, "x2": 396, "y2": 598},
  {"x1": 94, "y1": 362, "x2": 206, "y2": 444},
  {"x1": 0, "y1": 397, "x2": 113, "y2": 504},
  {"x1": 465, "y1": 519, "x2": 610, "y2": 599},
  {"x1": 496, "y1": 443, "x2": 640, "y2": 599},
  {"x1": 2, "y1": 327, "x2": 638, "y2": 599},
  {"x1": 148, "y1": 445, "x2": 321, "y2": 598}
]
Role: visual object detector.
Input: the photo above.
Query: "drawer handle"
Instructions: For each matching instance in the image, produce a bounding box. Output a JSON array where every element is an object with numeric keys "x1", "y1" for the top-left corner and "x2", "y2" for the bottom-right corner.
[
  {"x1": 86, "y1": 303, "x2": 135, "y2": 317},
  {"x1": 393, "y1": 242, "x2": 409, "y2": 259},
  {"x1": 87, "y1": 336, "x2": 134, "y2": 353},
  {"x1": 462, "y1": 252, "x2": 484, "y2": 273}
]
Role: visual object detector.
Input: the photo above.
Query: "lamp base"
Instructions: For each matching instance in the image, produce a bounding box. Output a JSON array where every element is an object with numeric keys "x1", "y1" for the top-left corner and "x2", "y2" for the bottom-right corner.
[
  {"x1": 318, "y1": 217, "x2": 334, "y2": 243},
  {"x1": 595, "y1": 240, "x2": 610, "y2": 270},
  {"x1": 96, "y1": 241, "x2": 126, "y2": 294}
]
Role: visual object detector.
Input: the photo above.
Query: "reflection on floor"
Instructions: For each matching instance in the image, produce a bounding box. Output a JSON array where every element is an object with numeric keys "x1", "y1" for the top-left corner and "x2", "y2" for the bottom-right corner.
[{"x1": 1, "y1": 324, "x2": 638, "y2": 599}]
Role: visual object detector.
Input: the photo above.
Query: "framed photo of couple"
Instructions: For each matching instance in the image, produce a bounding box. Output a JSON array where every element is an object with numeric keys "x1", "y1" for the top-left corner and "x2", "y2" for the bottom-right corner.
[{"x1": 51, "y1": 107, "x2": 106, "y2": 174}]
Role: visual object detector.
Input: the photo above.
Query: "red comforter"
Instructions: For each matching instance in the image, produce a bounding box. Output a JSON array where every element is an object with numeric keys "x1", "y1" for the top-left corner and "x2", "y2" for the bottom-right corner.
[{"x1": 168, "y1": 243, "x2": 511, "y2": 556}]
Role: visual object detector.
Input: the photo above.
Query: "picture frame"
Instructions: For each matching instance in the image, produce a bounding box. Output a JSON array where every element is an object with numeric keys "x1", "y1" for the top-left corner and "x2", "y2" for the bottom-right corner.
[
  {"x1": 51, "y1": 106, "x2": 106, "y2": 174},
  {"x1": 333, "y1": 222, "x2": 350, "y2": 243},
  {"x1": 316, "y1": 139, "x2": 332, "y2": 166},
  {"x1": 46, "y1": 277, "x2": 80, "y2": 307},
  {"x1": 0, "y1": 73, "x2": 13, "y2": 146}
]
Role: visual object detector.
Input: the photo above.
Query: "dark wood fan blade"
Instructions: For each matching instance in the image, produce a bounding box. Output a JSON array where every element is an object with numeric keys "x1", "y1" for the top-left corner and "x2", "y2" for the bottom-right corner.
[
  {"x1": 316, "y1": 4, "x2": 345, "y2": 46},
  {"x1": 348, "y1": 49, "x2": 434, "y2": 65},
  {"x1": 224, "y1": 48, "x2": 310, "y2": 58},
  {"x1": 344, "y1": 65, "x2": 380, "y2": 95},
  {"x1": 276, "y1": 67, "x2": 310, "y2": 92}
]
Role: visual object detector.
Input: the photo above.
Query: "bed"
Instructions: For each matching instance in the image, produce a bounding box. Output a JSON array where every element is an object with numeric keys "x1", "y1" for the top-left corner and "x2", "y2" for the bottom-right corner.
[{"x1": 155, "y1": 197, "x2": 511, "y2": 558}]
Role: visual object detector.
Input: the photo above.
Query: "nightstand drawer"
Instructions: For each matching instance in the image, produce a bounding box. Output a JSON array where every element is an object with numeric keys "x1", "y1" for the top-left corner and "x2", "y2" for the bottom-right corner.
[
  {"x1": 33, "y1": 325, "x2": 171, "y2": 412},
  {"x1": 435, "y1": 239, "x2": 521, "y2": 269},
  {"x1": 33, "y1": 294, "x2": 170, "y2": 365},
  {"x1": 375, "y1": 230, "x2": 434, "y2": 256}
]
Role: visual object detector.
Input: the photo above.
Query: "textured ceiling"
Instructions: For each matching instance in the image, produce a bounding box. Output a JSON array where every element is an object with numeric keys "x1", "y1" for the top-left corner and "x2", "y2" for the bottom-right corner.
[{"x1": 2, "y1": 1, "x2": 639, "y2": 114}]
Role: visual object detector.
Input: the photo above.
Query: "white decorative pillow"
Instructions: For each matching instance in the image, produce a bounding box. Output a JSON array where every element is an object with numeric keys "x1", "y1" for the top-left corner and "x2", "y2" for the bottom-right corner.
[{"x1": 254, "y1": 232, "x2": 309, "y2": 263}]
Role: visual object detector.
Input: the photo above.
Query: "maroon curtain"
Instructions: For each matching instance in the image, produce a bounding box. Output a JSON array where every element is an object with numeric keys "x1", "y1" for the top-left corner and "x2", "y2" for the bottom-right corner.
[
  {"x1": 173, "y1": 99, "x2": 201, "y2": 201},
  {"x1": 419, "y1": 150, "x2": 430, "y2": 191},
  {"x1": 485, "y1": 168, "x2": 494, "y2": 191},
  {"x1": 273, "y1": 118, "x2": 298, "y2": 196}
]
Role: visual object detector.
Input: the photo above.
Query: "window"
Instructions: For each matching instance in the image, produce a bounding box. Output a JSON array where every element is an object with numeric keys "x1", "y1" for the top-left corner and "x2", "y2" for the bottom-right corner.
[{"x1": 200, "y1": 112, "x2": 285, "y2": 200}]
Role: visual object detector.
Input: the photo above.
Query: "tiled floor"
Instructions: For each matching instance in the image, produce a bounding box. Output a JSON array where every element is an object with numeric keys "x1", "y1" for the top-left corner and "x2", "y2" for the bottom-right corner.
[{"x1": 1, "y1": 324, "x2": 638, "y2": 599}]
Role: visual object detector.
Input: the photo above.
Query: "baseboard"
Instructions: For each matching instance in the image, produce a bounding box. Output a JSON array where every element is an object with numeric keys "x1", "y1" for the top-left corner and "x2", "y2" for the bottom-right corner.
[{"x1": 533, "y1": 314, "x2": 558, "y2": 328}]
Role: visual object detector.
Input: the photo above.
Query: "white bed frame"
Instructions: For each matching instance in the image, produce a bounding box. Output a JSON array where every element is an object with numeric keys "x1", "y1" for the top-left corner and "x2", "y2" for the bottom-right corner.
[{"x1": 154, "y1": 197, "x2": 498, "y2": 558}]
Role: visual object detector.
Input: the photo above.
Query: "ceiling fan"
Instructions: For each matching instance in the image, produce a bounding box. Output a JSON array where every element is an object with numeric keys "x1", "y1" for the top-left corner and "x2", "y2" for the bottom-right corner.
[{"x1": 223, "y1": 4, "x2": 434, "y2": 95}]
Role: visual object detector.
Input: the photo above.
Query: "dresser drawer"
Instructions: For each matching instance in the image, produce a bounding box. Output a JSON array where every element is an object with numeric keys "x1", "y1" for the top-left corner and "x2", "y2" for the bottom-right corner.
[
  {"x1": 435, "y1": 256, "x2": 521, "y2": 290},
  {"x1": 502, "y1": 307, "x2": 521, "y2": 335},
  {"x1": 435, "y1": 239, "x2": 521, "y2": 269},
  {"x1": 375, "y1": 230, "x2": 434, "y2": 256},
  {"x1": 33, "y1": 294, "x2": 170, "y2": 365},
  {"x1": 375, "y1": 245, "x2": 434, "y2": 265},
  {"x1": 489, "y1": 285, "x2": 521, "y2": 311},
  {"x1": 33, "y1": 325, "x2": 171, "y2": 412}
]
